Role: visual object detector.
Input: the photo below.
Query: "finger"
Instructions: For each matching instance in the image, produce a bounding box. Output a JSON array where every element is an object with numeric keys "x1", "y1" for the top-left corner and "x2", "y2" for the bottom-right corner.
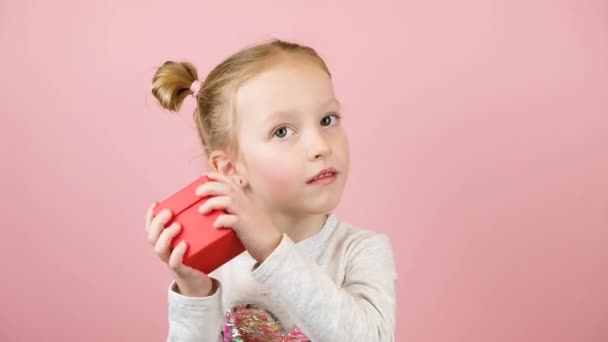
[
  {"x1": 198, "y1": 195, "x2": 233, "y2": 215},
  {"x1": 148, "y1": 208, "x2": 173, "y2": 245},
  {"x1": 194, "y1": 180, "x2": 231, "y2": 198},
  {"x1": 168, "y1": 241, "x2": 187, "y2": 271},
  {"x1": 205, "y1": 172, "x2": 239, "y2": 188},
  {"x1": 154, "y1": 222, "x2": 181, "y2": 263},
  {"x1": 145, "y1": 202, "x2": 157, "y2": 232},
  {"x1": 213, "y1": 214, "x2": 239, "y2": 229},
  {"x1": 205, "y1": 172, "x2": 230, "y2": 182}
]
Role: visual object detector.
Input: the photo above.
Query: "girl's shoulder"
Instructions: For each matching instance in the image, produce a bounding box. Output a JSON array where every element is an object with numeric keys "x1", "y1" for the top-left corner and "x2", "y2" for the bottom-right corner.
[
  {"x1": 326, "y1": 215, "x2": 397, "y2": 274},
  {"x1": 329, "y1": 215, "x2": 399, "y2": 283},
  {"x1": 331, "y1": 215, "x2": 395, "y2": 251}
]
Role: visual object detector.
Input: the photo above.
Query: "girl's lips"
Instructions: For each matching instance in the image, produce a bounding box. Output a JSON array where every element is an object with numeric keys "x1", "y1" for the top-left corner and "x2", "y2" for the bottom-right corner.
[{"x1": 307, "y1": 168, "x2": 338, "y2": 184}]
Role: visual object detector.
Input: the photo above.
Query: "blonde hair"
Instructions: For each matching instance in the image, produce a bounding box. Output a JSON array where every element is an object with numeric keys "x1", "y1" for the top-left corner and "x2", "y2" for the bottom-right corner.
[{"x1": 151, "y1": 39, "x2": 331, "y2": 156}]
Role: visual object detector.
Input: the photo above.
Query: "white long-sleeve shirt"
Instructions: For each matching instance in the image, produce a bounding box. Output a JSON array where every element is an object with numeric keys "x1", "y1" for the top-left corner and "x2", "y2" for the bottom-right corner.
[{"x1": 166, "y1": 213, "x2": 398, "y2": 342}]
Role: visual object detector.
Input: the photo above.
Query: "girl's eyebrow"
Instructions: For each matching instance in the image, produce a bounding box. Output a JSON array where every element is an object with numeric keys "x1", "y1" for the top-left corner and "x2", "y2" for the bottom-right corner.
[
  {"x1": 264, "y1": 98, "x2": 341, "y2": 124},
  {"x1": 264, "y1": 110, "x2": 298, "y2": 124},
  {"x1": 322, "y1": 98, "x2": 340, "y2": 109}
]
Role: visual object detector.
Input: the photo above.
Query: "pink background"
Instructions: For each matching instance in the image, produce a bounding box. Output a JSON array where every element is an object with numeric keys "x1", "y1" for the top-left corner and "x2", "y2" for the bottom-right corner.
[{"x1": 2, "y1": 0, "x2": 607, "y2": 341}]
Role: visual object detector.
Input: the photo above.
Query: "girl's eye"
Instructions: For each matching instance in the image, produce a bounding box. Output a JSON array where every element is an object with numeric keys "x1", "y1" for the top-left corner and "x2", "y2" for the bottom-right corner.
[
  {"x1": 321, "y1": 113, "x2": 342, "y2": 127},
  {"x1": 273, "y1": 126, "x2": 294, "y2": 139}
]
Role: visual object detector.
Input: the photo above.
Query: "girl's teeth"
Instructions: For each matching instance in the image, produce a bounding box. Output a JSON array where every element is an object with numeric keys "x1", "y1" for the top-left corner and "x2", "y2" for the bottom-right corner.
[{"x1": 314, "y1": 172, "x2": 333, "y2": 180}]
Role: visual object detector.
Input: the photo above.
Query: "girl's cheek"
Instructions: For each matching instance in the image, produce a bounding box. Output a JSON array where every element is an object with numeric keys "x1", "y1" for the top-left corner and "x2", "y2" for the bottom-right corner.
[
  {"x1": 261, "y1": 160, "x2": 298, "y2": 187},
  {"x1": 254, "y1": 159, "x2": 301, "y2": 198}
]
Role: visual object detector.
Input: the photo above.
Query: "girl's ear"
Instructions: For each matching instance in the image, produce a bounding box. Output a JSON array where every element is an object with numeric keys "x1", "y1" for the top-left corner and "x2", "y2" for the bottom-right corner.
[
  {"x1": 209, "y1": 149, "x2": 231, "y2": 175},
  {"x1": 208, "y1": 150, "x2": 248, "y2": 188}
]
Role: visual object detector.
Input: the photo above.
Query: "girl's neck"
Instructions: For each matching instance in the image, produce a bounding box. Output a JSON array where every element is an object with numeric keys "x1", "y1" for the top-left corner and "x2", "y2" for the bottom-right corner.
[{"x1": 270, "y1": 212, "x2": 328, "y2": 243}]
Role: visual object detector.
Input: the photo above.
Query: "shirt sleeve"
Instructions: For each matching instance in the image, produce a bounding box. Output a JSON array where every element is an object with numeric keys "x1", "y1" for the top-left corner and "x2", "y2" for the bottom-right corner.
[
  {"x1": 166, "y1": 277, "x2": 224, "y2": 342},
  {"x1": 250, "y1": 233, "x2": 398, "y2": 342}
]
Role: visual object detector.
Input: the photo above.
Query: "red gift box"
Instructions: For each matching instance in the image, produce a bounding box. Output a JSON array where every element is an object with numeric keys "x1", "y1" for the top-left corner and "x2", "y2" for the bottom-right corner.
[{"x1": 152, "y1": 175, "x2": 245, "y2": 274}]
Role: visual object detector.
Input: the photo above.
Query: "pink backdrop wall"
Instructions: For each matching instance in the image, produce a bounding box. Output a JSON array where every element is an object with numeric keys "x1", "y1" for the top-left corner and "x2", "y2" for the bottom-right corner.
[{"x1": 2, "y1": 0, "x2": 607, "y2": 341}]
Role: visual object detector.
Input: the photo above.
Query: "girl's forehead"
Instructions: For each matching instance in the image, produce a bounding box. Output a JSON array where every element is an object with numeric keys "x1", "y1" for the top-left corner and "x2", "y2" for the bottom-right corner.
[{"x1": 235, "y1": 62, "x2": 335, "y2": 118}]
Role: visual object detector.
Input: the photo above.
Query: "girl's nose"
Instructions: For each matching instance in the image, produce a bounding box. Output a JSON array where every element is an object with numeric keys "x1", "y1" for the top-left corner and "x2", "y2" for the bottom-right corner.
[{"x1": 308, "y1": 132, "x2": 332, "y2": 160}]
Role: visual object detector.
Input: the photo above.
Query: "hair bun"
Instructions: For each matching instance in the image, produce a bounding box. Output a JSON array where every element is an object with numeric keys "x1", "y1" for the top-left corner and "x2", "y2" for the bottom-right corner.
[{"x1": 151, "y1": 61, "x2": 199, "y2": 111}]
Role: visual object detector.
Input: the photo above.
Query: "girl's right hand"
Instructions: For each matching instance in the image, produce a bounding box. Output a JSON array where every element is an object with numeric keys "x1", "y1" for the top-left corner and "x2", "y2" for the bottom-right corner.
[{"x1": 146, "y1": 203, "x2": 215, "y2": 297}]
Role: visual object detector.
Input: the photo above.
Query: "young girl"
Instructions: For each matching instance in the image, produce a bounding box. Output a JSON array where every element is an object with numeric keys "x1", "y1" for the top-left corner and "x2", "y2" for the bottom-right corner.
[{"x1": 146, "y1": 39, "x2": 398, "y2": 342}]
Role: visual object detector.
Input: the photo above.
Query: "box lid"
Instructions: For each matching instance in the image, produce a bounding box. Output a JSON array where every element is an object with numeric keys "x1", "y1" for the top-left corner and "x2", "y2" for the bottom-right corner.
[{"x1": 153, "y1": 175, "x2": 214, "y2": 217}]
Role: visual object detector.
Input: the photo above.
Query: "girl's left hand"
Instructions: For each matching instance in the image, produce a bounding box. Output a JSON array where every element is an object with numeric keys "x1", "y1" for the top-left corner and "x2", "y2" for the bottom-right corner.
[{"x1": 195, "y1": 172, "x2": 283, "y2": 263}]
